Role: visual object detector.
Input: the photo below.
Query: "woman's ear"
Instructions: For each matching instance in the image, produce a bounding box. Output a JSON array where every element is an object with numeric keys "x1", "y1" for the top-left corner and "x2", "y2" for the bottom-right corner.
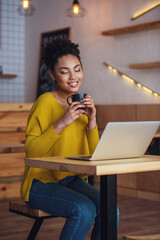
[{"x1": 50, "y1": 71, "x2": 55, "y2": 80}]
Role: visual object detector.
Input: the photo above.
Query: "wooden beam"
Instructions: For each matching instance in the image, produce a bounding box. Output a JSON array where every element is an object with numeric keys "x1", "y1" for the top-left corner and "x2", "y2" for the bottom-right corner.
[
  {"x1": 129, "y1": 62, "x2": 160, "y2": 69},
  {"x1": 102, "y1": 21, "x2": 160, "y2": 36}
]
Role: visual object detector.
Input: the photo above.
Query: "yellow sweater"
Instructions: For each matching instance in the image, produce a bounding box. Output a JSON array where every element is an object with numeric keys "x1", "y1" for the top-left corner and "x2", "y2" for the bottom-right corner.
[{"x1": 21, "y1": 92, "x2": 99, "y2": 202}]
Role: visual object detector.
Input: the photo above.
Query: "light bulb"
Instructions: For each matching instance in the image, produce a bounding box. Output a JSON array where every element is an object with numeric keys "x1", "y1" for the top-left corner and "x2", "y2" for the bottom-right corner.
[
  {"x1": 23, "y1": 0, "x2": 29, "y2": 9},
  {"x1": 73, "y1": 4, "x2": 79, "y2": 15}
]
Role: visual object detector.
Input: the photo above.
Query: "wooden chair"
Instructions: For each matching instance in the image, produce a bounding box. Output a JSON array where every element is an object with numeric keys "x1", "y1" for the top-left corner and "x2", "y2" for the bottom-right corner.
[
  {"x1": 123, "y1": 233, "x2": 160, "y2": 240},
  {"x1": 9, "y1": 199, "x2": 57, "y2": 240}
]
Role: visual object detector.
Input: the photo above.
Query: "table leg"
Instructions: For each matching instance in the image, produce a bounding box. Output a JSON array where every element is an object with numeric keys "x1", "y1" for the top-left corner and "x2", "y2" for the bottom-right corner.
[{"x1": 100, "y1": 174, "x2": 117, "y2": 240}]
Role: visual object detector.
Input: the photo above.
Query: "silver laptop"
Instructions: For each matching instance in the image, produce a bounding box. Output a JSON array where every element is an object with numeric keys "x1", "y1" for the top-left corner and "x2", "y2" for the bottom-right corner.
[{"x1": 67, "y1": 121, "x2": 160, "y2": 161}]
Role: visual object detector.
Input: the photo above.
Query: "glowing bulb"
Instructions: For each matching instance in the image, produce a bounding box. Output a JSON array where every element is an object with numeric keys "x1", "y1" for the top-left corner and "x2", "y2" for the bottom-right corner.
[
  {"x1": 113, "y1": 68, "x2": 118, "y2": 73},
  {"x1": 153, "y1": 93, "x2": 159, "y2": 97},
  {"x1": 23, "y1": 0, "x2": 29, "y2": 9},
  {"x1": 142, "y1": 86, "x2": 152, "y2": 94},
  {"x1": 108, "y1": 66, "x2": 113, "y2": 70},
  {"x1": 73, "y1": 4, "x2": 79, "y2": 15},
  {"x1": 137, "y1": 83, "x2": 142, "y2": 88},
  {"x1": 122, "y1": 74, "x2": 134, "y2": 84}
]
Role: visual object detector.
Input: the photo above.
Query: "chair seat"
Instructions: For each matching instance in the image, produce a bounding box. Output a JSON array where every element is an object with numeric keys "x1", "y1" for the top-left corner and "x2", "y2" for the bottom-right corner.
[
  {"x1": 123, "y1": 233, "x2": 160, "y2": 240},
  {"x1": 9, "y1": 199, "x2": 52, "y2": 218}
]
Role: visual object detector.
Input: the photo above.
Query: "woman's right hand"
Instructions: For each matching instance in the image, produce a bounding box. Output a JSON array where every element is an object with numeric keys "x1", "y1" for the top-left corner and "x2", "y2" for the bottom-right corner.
[{"x1": 53, "y1": 101, "x2": 86, "y2": 134}]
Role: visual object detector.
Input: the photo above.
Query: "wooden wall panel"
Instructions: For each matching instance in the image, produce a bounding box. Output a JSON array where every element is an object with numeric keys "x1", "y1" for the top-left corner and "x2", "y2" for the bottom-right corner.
[
  {"x1": 0, "y1": 153, "x2": 25, "y2": 199},
  {"x1": 136, "y1": 104, "x2": 160, "y2": 121},
  {"x1": 0, "y1": 132, "x2": 25, "y2": 144},
  {"x1": 117, "y1": 173, "x2": 137, "y2": 189},
  {"x1": 0, "y1": 103, "x2": 159, "y2": 201},
  {"x1": 137, "y1": 171, "x2": 160, "y2": 192},
  {"x1": 96, "y1": 104, "x2": 160, "y2": 201},
  {"x1": 0, "y1": 181, "x2": 21, "y2": 199},
  {"x1": 136, "y1": 104, "x2": 160, "y2": 135},
  {"x1": 96, "y1": 104, "x2": 137, "y2": 130},
  {"x1": 0, "y1": 104, "x2": 29, "y2": 199},
  {"x1": 137, "y1": 190, "x2": 160, "y2": 201},
  {"x1": 0, "y1": 112, "x2": 29, "y2": 131},
  {"x1": 0, "y1": 153, "x2": 25, "y2": 177},
  {"x1": 0, "y1": 103, "x2": 32, "y2": 144}
]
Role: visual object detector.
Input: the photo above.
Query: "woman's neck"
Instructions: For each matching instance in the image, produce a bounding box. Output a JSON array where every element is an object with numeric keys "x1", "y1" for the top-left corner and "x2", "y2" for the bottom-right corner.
[
  {"x1": 51, "y1": 90, "x2": 72, "y2": 107},
  {"x1": 54, "y1": 90, "x2": 69, "y2": 102}
]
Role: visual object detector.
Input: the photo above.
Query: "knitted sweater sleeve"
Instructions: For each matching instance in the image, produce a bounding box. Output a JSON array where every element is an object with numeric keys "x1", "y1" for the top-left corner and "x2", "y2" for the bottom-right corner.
[{"x1": 25, "y1": 95, "x2": 61, "y2": 158}]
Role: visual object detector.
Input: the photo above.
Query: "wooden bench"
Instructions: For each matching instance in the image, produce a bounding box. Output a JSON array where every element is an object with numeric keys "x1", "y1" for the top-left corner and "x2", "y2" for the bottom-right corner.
[
  {"x1": 123, "y1": 234, "x2": 160, "y2": 240},
  {"x1": 9, "y1": 199, "x2": 57, "y2": 240}
]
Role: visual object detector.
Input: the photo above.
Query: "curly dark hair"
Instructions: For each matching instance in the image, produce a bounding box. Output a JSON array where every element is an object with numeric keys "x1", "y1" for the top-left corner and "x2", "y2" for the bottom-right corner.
[{"x1": 43, "y1": 38, "x2": 82, "y2": 73}]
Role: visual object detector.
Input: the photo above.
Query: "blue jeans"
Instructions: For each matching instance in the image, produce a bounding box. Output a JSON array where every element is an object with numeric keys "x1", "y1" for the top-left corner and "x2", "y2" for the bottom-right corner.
[{"x1": 28, "y1": 176, "x2": 119, "y2": 240}]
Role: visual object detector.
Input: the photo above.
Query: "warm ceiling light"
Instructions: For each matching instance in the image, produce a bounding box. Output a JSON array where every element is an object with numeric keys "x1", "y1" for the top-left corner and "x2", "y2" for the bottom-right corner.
[
  {"x1": 131, "y1": 1, "x2": 160, "y2": 20},
  {"x1": 66, "y1": 0, "x2": 87, "y2": 17},
  {"x1": 17, "y1": 0, "x2": 35, "y2": 16},
  {"x1": 73, "y1": 4, "x2": 79, "y2": 15},
  {"x1": 23, "y1": 0, "x2": 29, "y2": 9}
]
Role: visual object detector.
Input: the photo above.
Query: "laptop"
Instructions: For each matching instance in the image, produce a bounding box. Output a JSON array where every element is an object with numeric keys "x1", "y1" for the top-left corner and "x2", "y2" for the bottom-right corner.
[{"x1": 66, "y1": 121, "x2": 160, "y2": 161}]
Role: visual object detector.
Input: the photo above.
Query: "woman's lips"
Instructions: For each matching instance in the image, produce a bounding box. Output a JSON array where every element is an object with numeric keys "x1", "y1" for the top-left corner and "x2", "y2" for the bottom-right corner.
[{"x1": 68, "y1": 81, "x2": 79, "y2": 88}]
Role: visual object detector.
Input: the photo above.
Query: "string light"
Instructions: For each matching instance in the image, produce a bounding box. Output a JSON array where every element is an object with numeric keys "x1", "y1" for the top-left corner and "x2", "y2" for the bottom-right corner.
[
  {"x1": 108, "y1": 66, "x2": 113, "y2": 70},
  {"x1": 137, "y1": 83, "x2": 142, "y2": 88},
  {"x1": 113, "y1": 68, "x2": 118, "y2": 74},
  {"x1": 142, "y1": 86, "x2": 152, "y2": 94},
  {"x1": 104, "y1": 62, "x2": 160, "y2": 98},
  {"x1": 122, "y1": 75, "x2": 134, "y2": 84},
  {"x1": 132, "y1": 1, "x2": 160, "y2": 20}
]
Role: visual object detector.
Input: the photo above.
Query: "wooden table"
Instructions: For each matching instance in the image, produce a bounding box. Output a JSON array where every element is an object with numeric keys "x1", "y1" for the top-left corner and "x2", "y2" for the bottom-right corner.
[
  {"x1": 0, "y1": 142, "x2": 25, "y2": 153},
  {"x1": 25, "y1": 155, "x2": 160, "y2": 240}
]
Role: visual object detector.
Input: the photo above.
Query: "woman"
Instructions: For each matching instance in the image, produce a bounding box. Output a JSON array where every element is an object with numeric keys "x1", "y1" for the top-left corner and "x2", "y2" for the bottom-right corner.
[{"x1": 21, "y1": 38, "x2": 118, "y2": 240}]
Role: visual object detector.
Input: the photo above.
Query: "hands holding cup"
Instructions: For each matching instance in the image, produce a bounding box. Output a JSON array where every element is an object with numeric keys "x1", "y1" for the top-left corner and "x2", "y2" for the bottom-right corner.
[
  {"x1": 53, "y1": 93, "x2": 96, "y2": 134},
  {"x1": 67, "y1": 93, "x2": 97, "y2": 129},
  {"x1": 67, "y1": 93, "x2": 87, "y2": 110}
]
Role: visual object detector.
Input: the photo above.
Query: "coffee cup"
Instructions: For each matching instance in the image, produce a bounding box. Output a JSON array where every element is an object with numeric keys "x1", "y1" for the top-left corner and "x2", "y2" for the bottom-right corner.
[{"x1": 67, "y1": 93, "x2": 87, "y2": 110}]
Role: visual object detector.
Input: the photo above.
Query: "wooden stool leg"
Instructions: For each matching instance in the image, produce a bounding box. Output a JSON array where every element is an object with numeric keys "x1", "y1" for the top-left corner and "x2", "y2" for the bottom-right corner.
[{"x1": 27, "y1": 218, "x2": 44, "y2": 240}]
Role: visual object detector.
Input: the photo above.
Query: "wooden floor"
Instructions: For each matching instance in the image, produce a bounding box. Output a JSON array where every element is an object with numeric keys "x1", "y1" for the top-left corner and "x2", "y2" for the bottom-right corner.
[{"x1": 0, "y1": 195, "x2": 160, "y2": 240}]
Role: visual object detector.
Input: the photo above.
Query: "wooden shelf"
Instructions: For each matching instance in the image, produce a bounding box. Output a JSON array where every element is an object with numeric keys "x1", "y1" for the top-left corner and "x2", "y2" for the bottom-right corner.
[
  {"x1": 0, "y1": 74, "x2": 17, "y2": 79},
  {"x1": 102, "y1": 20, "x2": 160, "y2": 36},
  {"x1": 129, "y1": 62, "x2": 160, "y2": 69}
]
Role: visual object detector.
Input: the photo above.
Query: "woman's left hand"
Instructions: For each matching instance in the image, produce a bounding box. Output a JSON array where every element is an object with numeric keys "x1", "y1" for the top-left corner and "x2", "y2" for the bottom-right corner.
[
  {"x1": 83, "y1": 95, "x2": 96, "y2": 119},
  {"x1": 83, "y1": 95, "x2": 97, "y2": 129}
]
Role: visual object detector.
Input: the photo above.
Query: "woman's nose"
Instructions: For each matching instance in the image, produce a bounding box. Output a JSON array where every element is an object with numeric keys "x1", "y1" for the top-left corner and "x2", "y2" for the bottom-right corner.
[{"x1": 69, "y1": 71, "x2": 76, "y2": 80}]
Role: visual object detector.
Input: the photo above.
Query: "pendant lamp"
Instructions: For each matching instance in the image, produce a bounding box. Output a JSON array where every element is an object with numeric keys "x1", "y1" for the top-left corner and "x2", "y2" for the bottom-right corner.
[
  {"x1": 17, "y1": 0, "x2": 35, "y2": 16},
  {"x1": 66, "y1": 0, "x2": 87, "y2": 17}
]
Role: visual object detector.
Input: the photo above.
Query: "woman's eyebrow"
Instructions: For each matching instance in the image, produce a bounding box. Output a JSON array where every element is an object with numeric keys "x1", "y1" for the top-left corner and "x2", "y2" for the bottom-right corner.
[
  {"x1": 59, "y1": 64, "x2": 81, "y2": 70},
  {"x1": 59, "y1": 67, "x2": 68, "y2": 70},
  {"x1": 74, "y1": 64, "x2": 81, "y2": 68}
]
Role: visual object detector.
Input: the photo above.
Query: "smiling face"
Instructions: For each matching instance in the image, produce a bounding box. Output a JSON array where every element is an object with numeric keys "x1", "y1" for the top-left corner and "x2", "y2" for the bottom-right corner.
[{"x1": 52, "y1": 54, "x2": 83, "y2": 96}]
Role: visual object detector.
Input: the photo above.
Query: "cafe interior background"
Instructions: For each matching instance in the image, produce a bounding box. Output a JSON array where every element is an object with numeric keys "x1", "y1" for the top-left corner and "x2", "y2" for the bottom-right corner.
[
  {"x1": 0, "y1": 0, "x2": 160, "y2": 103},
  {"x1": 0, "y1": 0, "x2": 160, "y2": 239}
]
